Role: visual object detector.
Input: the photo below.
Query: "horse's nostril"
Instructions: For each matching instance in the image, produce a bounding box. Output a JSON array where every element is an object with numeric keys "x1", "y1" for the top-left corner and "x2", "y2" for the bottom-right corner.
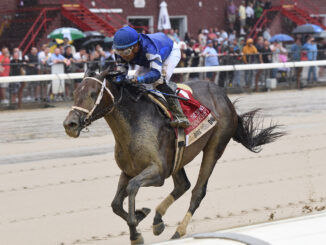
[{"x1": 68, "y1": 122, "x2": 78, "y2": 129}]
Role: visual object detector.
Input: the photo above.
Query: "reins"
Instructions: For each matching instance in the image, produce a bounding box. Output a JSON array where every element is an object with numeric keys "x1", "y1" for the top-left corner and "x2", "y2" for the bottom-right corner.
[{"x1": 71, "y1": 76, "x2": 119, "y2": 128}]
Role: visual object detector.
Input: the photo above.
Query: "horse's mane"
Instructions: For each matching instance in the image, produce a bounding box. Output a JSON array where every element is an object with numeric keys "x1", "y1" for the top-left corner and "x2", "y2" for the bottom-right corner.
[
  {"x1": 119, "y1": 82, "x2": 149, "y2": 102},
  {"x1": 86, "y1": 70, "x2": 149, "y2": 102}
]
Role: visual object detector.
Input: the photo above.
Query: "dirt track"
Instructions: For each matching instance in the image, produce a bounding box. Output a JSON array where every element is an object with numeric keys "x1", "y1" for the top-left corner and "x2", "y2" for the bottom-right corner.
[{"x1": 0, "y1": 87, "x2": 326, "y2": 245}]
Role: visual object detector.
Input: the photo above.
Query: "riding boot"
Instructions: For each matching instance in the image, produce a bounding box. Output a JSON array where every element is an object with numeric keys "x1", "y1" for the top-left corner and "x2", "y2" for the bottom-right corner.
[
  {"x1": 156, "y1": 82, "x2": 190, "y2": 128},
  {"x1": 166, "y1": 96, "x2": 190, "y2": 128}
]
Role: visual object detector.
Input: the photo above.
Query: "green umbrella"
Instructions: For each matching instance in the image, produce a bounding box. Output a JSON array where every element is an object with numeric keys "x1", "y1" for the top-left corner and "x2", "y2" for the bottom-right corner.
[{"x1": 47, "y1": 27, "x2": 85, "y2": 41}]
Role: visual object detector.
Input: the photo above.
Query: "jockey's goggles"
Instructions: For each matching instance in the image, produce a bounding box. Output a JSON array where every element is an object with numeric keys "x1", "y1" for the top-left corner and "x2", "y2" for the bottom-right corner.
[{"x1": 114, "y1": 46, "x2": 134, "y2": 56}]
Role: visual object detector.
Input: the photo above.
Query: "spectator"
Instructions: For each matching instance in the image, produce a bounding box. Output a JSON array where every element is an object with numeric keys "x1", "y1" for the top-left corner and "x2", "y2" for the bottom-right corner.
[
  {"x1": 63, "y1": 45, "x2": 74, "y2": 72},
  {"x1": 216, "y1": 32, "x2": 223, "y2": 45},
  {"x1": 254, "y1": 37, "x2": 265, "y2": 91},
  {"x1": 246, "y1": 2, "x2": 255, "y2": 29},
  {"x1": 63, "y1": 45, "x2": 76, "y2": 98},
  {"x1": 317, "y1": 39, "x2": 326, "y2": 79},
  {"x1": 89, "y1": 48, "x2": 101, "y2": 71},
  {"x1": 277, "y1": 43, "x2": 289, "y2": 82},
  {"x1": 303, "y1": 37, "x2": 318, "y2": 83},
  {"x1": 208, "y1": 28, "x2": 217, "y2": 40},
  {"x1": 48, "y1": 47, "x2": 70, "y2": 66},
  {"x1": 227, "y1": 0, "x2": 238, "y2": 31},
  {"x1": 232, "y1": 40, "x2": 243, "y2": 87},
  {"x1": 242, "y1": 38, "x2": 259, "y2": 88},
  {"x1": 232, "y1": 38, "x2": 240, "y2": 52},
  {"x1": 38, "y1": 44, "x2": 47, "y2": 62},
  {"x1": 217, "y1": 45, "x2": 229, "y2": 87},
  {"x1": 0, "y1": 47, "x2": 10, "y2": 105},
  {"x1": 102, "y1": 47, "x2": 115, "y2": 71},
  {"x1": 168, "y1": 29, "x2": 180, "y2": 43},
  {"x1": 290, "y1": 38, "x2": 303, "y2": 89},
  {"x1": 239, "y1": 1, "x2": 247, "y2": 35},
  {"x1": 203, "y1": 40, "x2": 219, "y2": 82},
  {"x1": 255, "y1": 1, "x2": 264, "y2": 21},
  {"x1": 229, "y1": 29, "x2": 237, "y2": 43},
  {"x1": 189, "y1": 41, "x2": 201, "y2": 80},
  {"x1": 270, "y1": 41, "x2": 281, "y2": 78},
  {"x1": 48, "y1": 48, "x2": 70, "y2": 100},
  {"x1": 226, "y1": 44, "x2": 242, "y2": 87},
  {"x1": 263, "y1": 28, "x2": 272, "y2": 42},
  {"x1": 173, "y1": 29, "x2": 181, "y2": 43},
  {"x1": 63, "y1": 37, "x2": 76, "y2": 54},
  {"x1": 9, "y1": 51, "x2": 24, "y2": 106},
  {"x1": 198, "y1": 29, "x2": 208, "y2": 50},
  {"x1": 39, "y1": 46, "x2": 51, "y2": 73},
  {"x1": 213, "y1": 38, "x2": 220, "y2": 51},
  {"x1": 256, "y1": 39, "x2": 272, "y2": 91},
  {"x1": 12, "y1": 47, "x2": 23, "y2": 60},
  {"x1": 73, "y1": 47, "x2": 88, "y2": 70},
  {"x1": 93, "y1": 44, "x2": 114, "y2": 70},
  {"x1": 39, "y1": 46, "x2": 51, "y2": 101},
  {"x1": 238, "y1": 37, "x2": 245, "y2": 52},
  {"x1": 25, "y1": 47, "x2": 40, "y2": 101},
  {"x1": 184, "y1": 32, "x2": 191, "y2": 43},
  {"x1": 220, "y1": 29, "x2": 229, "y2": 46}
]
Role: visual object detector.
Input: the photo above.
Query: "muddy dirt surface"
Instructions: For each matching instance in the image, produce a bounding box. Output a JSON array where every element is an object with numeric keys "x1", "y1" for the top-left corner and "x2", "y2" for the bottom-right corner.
[{"x1": 0, "y1": 88, "x2": 326, "y2": 245}]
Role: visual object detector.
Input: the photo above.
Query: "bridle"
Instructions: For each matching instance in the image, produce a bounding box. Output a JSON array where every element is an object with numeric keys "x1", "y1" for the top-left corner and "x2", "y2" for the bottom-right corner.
[{"x1": 71, "y1": 76, "x2": 116, "y2": 128}]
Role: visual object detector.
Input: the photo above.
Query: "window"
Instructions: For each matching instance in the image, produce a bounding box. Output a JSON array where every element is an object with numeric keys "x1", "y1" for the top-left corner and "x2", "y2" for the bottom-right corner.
[
  {"x1": 169, "y1": 16, "x2": 187, "y2": 41},
  {"x1": 127, "y1": 16, "x2": 154, "y2": 33}
]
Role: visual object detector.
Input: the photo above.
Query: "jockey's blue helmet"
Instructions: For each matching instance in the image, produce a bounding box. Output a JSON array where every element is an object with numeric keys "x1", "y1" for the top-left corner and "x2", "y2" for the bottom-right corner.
[{"x1": 113, "y1": 26, "x2": 139, "y2": 49}]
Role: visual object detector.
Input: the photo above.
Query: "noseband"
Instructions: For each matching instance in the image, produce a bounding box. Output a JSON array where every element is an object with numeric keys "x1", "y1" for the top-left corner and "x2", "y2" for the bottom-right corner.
[{"x1": 71, "y1": 76, "x2": 115, "y2": 127}]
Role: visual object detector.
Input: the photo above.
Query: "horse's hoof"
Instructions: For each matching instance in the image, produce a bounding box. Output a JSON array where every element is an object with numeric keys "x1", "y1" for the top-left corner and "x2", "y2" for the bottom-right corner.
[
  {"x1": 153, "y1": 221, "x2": 165, "y2": 236},
  {"x1": 135, "y1": 207, "x2": 151, "y2": 223},
  {"x1": 171, "y1": 231, "x2": 181, "y2": 240},
  {"x1": 130, "y1": 233, "x2": 144, "y2": 245}
]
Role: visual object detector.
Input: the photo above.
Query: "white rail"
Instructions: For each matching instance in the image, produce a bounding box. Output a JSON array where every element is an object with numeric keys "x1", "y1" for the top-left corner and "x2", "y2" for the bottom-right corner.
[{"x1": 1, "y1": 60, "x2": 326, "y2": 84}]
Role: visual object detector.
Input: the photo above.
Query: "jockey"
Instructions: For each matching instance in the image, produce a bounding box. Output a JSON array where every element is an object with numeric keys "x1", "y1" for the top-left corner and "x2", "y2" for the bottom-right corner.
[{"x1": 113, "y1": 26, "x2": 190, "y2": 128}]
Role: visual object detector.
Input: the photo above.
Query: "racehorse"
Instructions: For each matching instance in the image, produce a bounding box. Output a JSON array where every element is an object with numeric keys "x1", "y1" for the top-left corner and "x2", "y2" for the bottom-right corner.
[{"x1": 63, "y1": 69, "x2": 284, "y2": 244}]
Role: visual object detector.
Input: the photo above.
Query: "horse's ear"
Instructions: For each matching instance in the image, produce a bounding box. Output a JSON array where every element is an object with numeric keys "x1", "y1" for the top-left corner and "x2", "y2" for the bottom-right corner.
[
  {"x1": 98, "y1": 68, "x2": 111, "y2": 81},
  {"x1": 84, "y1": 69, "x2": 97, "y2": 78}
]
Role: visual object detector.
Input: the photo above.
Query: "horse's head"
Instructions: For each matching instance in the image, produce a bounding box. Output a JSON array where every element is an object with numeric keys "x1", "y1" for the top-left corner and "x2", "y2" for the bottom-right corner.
[{"x1": 63, "y1": 69, "x2": 116, "y2": 138}]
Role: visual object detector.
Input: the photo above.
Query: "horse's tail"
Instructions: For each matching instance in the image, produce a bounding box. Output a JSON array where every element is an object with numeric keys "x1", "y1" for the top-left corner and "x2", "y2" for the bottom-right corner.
[{"x1": 232, "y1": 109, "x2": 285, "y2": 153}]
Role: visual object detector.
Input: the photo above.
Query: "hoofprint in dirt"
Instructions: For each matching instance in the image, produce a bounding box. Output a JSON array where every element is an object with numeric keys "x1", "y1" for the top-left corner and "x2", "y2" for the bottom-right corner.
[{"x1": 0, "y1": 88, "x2": 325, "y2": 245}]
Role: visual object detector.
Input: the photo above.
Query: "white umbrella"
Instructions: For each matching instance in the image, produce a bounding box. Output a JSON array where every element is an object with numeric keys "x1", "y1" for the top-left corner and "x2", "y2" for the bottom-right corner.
[{"x1": 157, "y1": 1, "x2": 171, "y2": 30}]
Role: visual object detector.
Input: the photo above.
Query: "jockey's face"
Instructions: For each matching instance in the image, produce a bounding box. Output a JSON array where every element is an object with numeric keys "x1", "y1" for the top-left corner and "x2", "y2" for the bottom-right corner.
[{"x1": 115, "y1": 43, "x2": 139, "y2": 62}]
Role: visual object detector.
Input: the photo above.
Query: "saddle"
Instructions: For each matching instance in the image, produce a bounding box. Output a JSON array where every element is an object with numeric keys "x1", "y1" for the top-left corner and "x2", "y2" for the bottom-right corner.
[{"x1": 146, "y1": 82, "x2": 180, "y2": 118}]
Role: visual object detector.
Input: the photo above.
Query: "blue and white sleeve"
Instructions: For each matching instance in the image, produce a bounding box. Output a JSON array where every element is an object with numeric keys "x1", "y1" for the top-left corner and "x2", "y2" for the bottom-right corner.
[{"x1": 137, "y1": 53, "x2": 162, "y2": 84}]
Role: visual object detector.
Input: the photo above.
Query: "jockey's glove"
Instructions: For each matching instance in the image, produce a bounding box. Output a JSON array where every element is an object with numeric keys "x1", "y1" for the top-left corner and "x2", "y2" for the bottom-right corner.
[
  {"x1": 115, "y1": 75, "x2": 126, "y2": 83},
  {"x1": 130, "y1": 76, "x2": 138, "y2": 83}
]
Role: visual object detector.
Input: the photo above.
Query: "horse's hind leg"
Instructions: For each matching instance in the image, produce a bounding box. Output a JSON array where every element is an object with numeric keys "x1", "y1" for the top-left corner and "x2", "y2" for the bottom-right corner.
[
  {"x1": 153, "y1": 168, "x2": 190, "y2": 236},
  {"x1": 126, "y1": 163, "x2": 164, "y2": 244},
  {"x1": 172, "y1": 132, "x2": 231, "y2": 239}
]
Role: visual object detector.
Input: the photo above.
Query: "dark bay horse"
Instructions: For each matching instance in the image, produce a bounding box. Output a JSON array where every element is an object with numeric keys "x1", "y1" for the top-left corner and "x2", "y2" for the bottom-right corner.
[{"x1": 63, "y1": 69, "x2": 284, "y2": 244}]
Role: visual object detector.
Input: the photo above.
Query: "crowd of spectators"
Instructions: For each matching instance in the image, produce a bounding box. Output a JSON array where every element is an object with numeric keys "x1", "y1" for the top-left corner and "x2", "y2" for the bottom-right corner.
[
  {"x1": 169, "y1": 0, "x2": 326, "y2": 90},
  {"x1": 0, "y1": 0, "x2": 326, "y2": 107},
  {"x1": 0, "y1": 38, "x2": 115, "y2": 106}
]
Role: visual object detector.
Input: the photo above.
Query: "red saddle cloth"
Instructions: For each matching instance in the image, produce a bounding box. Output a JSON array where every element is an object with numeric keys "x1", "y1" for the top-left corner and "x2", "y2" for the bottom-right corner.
[{"x1": 176, "y1": 88, "x2": 217, "y2": 146}]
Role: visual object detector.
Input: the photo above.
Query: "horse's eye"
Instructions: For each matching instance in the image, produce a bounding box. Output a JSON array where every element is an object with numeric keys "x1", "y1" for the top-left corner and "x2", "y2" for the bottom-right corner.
[{"x1": 90, "y1": 92, "x2": 97, "y2": 100}]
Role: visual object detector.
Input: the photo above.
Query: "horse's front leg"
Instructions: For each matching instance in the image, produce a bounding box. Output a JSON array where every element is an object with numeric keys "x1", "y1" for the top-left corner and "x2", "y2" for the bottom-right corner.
[
  {"x1": 112, "y1": 172, "x2": 151, "y2": 224},
  {"x1": 126, "y1": 163, "x2": 164, "y2": 245},
  {"x1": 111, "y1": 172, "x2": 130, "y2": 221}
]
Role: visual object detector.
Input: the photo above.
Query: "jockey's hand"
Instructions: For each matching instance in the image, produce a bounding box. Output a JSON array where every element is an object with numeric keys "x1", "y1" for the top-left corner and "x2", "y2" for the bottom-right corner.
[
  {"x1": 115, "y1": 75, "x2": 126, "y2": 83},
  {"x1": 130, "y1": 77, "x2": 138, "y2": 83}
]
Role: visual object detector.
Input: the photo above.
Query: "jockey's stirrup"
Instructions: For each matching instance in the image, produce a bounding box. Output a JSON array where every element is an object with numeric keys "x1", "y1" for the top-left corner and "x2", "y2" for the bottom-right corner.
[{"x1": 166, "y1": 97, "x2": 190, "y2": 128}]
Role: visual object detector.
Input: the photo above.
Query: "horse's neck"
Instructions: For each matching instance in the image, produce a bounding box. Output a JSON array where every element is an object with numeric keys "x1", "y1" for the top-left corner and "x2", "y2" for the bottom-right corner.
[
  {"x1": 104, "y1": 109, "x2": 131, "y2": 145},
  {"x1": 103, "y1": 93, "x2": 148, "y2": 144},
  {"x1": 103, "y1": 85, "x2": 171, "y2": 146}
]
